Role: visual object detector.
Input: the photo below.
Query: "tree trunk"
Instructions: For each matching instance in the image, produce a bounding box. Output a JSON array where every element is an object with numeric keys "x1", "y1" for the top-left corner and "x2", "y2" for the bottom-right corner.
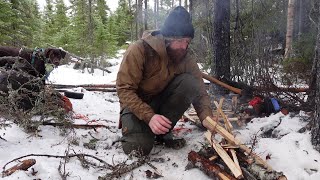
[
  {"x1": 88, "y1": 0, "x2": 95, "y2": 73},
  {"x1": 138, "y1": 0, "x2": 143, "y2": 38},
  {"x1": 135, "y1": 0, "x2": 138, "y2": 40},
  {"x1": 284, "y1": 0, "x2": 295, "y2": 59},
  {"x1": 154, "y1": 0, "x2": 158, "y2": 29},
  {"x1": 144, "y1": 0, "x2": 148, "y2": 30},
  {"x1": 211, "y1": 0, "x2": 231, "y2": 94},
  {"x1": 311, "y1": 2, "x2": 320, "y2": 152},
  {"x1": 179, "y1": 0, "x2": 181, "y2": 6},
  {"x1": 129, "y1": 0, "x2": 133, "y2": 41},
  {"x1": 189, "y1": 0, "x2": 193, "y2": 21}
]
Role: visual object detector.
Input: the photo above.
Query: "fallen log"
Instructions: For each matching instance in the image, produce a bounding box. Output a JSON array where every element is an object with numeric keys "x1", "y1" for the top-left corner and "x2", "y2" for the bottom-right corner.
[
  {"x1": 188, "y1": 151, "x2": 237, "y2": 180},
  {"x1": 2, "y1": 159, "x2": 36, "y2": 177},
  {"x1": 201, "y1": 73, "x2": 308, "y2": 94},
  {"x1": 237, "y1": 151, "x2": 287, "y2": 180},
  {"x1": 42, "y1": 122, "x2": 114, "y2": 130},
  {"x1": 48, "y1": 84, "x2": 116, "y2": 89},
  {"x1": 84, "y1": 88, "x2": 117, "y2": 92}
]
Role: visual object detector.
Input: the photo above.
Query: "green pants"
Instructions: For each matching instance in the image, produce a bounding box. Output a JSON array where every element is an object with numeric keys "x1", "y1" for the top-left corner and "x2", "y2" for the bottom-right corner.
[{"x1": 120, "y1": 73, "x2": 201, "y2": 155}]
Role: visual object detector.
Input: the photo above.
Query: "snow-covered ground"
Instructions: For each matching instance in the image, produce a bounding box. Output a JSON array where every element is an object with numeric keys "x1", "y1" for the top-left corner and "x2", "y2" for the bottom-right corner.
[{"x1": 1, "y1": 50, "x2": 320, "y2": 180}]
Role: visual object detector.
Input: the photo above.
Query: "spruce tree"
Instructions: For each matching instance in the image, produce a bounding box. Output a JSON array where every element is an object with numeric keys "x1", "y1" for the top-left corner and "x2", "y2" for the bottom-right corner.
[{"x1": 0, "y1": 0, "x2": 14, "y2": 44}]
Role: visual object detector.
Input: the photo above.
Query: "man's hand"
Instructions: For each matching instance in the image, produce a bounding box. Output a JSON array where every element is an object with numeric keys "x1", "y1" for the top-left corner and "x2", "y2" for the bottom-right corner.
[{"x1": 149, "y1": 114, "x2": 172, "y2": 135}]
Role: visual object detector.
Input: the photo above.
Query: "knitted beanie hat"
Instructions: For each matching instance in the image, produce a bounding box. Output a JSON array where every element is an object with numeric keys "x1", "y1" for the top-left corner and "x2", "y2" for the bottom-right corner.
[{"x1": 160, "y1": 6, "x2": 194, "y2": 39}]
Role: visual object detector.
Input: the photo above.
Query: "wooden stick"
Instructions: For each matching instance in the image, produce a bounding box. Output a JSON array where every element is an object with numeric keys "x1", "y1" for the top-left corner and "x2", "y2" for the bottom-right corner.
[
  {"x1": 209, "y1": 155, "x2": 218, "y2": 161},
  {"x1": 214, "y1": 101, "x2": 233, "y2": 132},
  {"x1": 188, "y1": 151, "x2": 236, "y2": 180},
  {"x1": 205, "y1": 131, "x2": 243, "y2": 179},
  {"x1": 203, "y1": 116, "x2": 273, "y2": 171},
  {"x1": 214, "y1": 100, "x2": 241, "y2": 172},
  {"x1": 2, "y1": 159, "x2": 36, "y2": 177},
  {"x1": 201, "y1": 73, "x2": 242, "y2": 94}
]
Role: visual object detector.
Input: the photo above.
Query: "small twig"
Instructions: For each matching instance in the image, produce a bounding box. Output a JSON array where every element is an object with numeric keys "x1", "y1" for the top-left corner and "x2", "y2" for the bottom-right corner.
[
  {"x1": 2, "y1": 153, "x2": 113, "y2": 172},
  {"x1": 42, "y1": 121, "x2": 117, "y2": 132},
  {"x1": 58, "y1": 145, "x2": 71, "y2": 180},
  {"x1": 98, "y1": 156, "x2": 149, "y2": 180},
  {"x1": 146, "y1": 162, "x2": 163, "y2": 176},
  {"x1": 0, "y1": 136, "x2": 7, "y2": 142}
]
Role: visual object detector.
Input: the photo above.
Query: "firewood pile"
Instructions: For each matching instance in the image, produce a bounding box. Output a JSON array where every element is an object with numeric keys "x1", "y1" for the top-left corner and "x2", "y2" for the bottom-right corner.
[{"x1": 186, "y1": 99, "x2": 287, "y2": 180}]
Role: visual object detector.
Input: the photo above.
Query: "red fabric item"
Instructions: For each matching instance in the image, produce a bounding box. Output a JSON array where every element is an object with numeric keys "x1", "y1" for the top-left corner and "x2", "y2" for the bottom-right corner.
[
  {"x1": 62, "y1": 95, "x2": 73, "y2": 112},
  {"x1": 249, "y1": 96, "x2": 263, "y2": 106}
]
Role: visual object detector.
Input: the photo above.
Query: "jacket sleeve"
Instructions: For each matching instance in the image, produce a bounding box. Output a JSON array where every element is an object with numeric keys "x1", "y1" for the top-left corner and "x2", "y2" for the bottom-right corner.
[
  {"x1": 185, "y1": 57, "x2": 213, "y2": 122},
  {"x1": 116, "y1": 42, "x2": 155, "y2": 124}
]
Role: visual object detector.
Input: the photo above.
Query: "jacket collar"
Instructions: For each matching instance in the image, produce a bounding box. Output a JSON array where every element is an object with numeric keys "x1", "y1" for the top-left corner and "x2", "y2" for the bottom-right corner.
[{"x1": 141, "y1": 30, "x2": 169, "y2": 60}]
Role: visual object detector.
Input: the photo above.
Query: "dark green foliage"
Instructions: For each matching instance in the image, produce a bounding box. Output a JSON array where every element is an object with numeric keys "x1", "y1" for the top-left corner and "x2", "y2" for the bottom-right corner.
[
  {"x1": 0, "y1": 0, "x2": 133, "y2": 59},
  {"x1": 111, "y1": 0, "x2": 134, "y2": 46}
]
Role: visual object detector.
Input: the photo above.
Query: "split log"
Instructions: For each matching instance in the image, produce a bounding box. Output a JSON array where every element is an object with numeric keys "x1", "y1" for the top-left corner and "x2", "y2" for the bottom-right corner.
[
  {"x1": 188, "y1": 151, "x2": 237, "y2": 180},
  {"x1": 205, "y1": 131, "x2": 243, "y2": 179},
  {"x1": 2, "y1": 159, "x2": 36, "y2": 177},
  {"x1": 214, "y1": 101, "x2": 233, "y2": 132},
  {"x1": 203, "y1": 116, "x2": 273, "y2": 171},
  {"x1": 214, "y1": 100, "x2": 241, "y2": 173}
]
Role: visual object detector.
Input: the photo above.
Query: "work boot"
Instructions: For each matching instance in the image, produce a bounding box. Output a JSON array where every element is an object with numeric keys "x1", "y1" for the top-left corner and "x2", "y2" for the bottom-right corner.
[{"x1": 155, "y1": 132, "x2": 186, "y2": 150}]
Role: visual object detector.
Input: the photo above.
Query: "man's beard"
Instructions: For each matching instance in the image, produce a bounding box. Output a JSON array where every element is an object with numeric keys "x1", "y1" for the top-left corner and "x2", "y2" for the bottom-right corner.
[{"x1": 167, "y1": 48, "x2": 188, "y2": 64}]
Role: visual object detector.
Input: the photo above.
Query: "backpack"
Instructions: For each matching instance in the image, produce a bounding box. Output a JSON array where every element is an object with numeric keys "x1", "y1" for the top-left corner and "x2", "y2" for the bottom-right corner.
[{"x1": 263, "y1": 97, "x2": 281, "y2": 115}]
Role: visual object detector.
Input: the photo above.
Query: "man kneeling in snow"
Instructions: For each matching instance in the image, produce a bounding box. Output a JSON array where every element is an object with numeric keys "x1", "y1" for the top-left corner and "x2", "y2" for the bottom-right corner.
[{"x1": 116, "y1": 6, "x2": 214, "y2": 156}]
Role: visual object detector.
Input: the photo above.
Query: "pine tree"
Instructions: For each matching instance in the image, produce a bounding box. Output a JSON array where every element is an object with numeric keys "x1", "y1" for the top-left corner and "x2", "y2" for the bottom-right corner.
[
  {"x1": 43, "y1": 0, "x2": 56, "y2": 45},
  {"x1": 30, "y1": 1, "x2": 43, "y2": 47},
  {"x1": 97, "y1": 0, "x2": 109, "y2": 25},
  {"x1": 94, "y1": 0, "x2": 117, "y2": 58},
  {"x1": 112, "y1": 0, "x2": 134, "y2": 45},
  {"x1": 69, "y1": 0, "x2": 89, "y2": 55},
  {"x1": 0, "y1": 0, "x2": 14, "y2": 44},
  {"x1": 52, "y1": 0, "x2": 71, "y2": 48}
]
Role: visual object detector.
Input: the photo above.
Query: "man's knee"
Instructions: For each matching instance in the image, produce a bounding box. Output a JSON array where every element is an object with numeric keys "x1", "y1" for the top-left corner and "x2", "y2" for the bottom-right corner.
[
  {"x1": 121, "y1": 133, "x2": 154, "y2": 156},
  {"x1": 120, "y1": 109, "x2": 154, "y2": 156},
  {"x1": 174, "y1": 74, "x2": 200, "y2": 95}
]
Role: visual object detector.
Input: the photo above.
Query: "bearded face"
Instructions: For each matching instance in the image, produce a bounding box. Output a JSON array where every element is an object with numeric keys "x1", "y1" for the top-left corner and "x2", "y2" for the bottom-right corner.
[{"x1": 166, "y1": 38, "x2": 191, "y2": 64}]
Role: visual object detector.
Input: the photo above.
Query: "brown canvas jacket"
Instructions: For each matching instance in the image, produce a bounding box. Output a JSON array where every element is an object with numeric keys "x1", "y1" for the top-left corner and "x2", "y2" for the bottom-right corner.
[{"x1": 116, "y1": 30, "x2": 213, "y2": 124}]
